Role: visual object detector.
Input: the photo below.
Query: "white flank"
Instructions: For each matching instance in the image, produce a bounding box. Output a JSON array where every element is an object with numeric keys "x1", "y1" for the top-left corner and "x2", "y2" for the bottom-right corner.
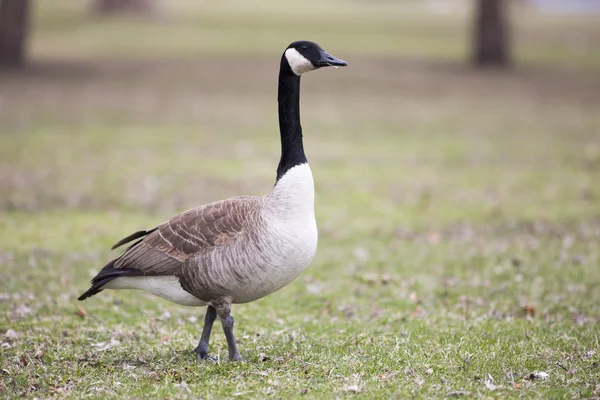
[
  {"x1": 285, "y1": 48, "x2": 315, "y2": 76},
  {"x1": 103, "y1": 276, "x2": 207, "y2": 307}
]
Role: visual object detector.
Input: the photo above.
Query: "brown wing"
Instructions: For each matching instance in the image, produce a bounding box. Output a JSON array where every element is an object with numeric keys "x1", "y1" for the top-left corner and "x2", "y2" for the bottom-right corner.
[
  {"x1": 78, "y1": 196, "x2": 261, "y2": 301},
  {"x1": 111, "y1": 196, "x2": 258, "y2": 276}
]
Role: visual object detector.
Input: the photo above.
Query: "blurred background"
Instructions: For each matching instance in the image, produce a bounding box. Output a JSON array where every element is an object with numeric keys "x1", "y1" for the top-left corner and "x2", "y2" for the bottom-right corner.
[
  {"x1": 1, "y1": 0, "x2": 600, "y2": 397},
  {"x1": 2, "y1": 0, "x2": 600, "y2": 325},
  {"x1": 1, "y1": 0, "x2": 598, "y2": 219}
]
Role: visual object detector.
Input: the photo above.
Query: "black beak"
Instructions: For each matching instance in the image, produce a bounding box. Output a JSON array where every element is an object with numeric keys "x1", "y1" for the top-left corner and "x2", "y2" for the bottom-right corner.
[{"x1": 316, "y1": 49, "x2": 348, "y2": 68}]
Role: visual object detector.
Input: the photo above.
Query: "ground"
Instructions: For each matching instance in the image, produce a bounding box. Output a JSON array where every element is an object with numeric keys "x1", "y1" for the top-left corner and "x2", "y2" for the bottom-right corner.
[{"x1": 1, "y1": 0, "x2": 599, "y2": 398}]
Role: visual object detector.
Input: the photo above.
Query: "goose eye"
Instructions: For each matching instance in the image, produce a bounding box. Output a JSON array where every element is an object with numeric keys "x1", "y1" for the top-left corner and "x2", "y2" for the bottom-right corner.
[{"x1": 301, "y1": 45, "x2": 309, "y2": 51}]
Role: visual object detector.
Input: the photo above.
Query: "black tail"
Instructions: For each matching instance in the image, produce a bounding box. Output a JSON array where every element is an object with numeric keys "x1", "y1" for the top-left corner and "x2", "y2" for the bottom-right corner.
[{"x1": 78, "y1": 259, "x2": 143, "y2": 301}]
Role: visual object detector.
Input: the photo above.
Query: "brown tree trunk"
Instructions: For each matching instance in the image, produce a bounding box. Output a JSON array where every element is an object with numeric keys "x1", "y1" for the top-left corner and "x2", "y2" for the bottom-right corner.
[
  {"x1": 0, "y1": 0, "x2": 30, "y2": 67},
  {"x1": 473, "y1": 0, "x2": 510, "y2": 67},
  {"x1": 90, "y1": 0, "x2": 156, "y2": 15}
]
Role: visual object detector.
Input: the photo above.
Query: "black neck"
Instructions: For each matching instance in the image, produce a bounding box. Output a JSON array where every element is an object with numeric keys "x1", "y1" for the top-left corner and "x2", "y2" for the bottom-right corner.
[{"x1": 276, "y1": 58, "x2": 307, "y2": 182}]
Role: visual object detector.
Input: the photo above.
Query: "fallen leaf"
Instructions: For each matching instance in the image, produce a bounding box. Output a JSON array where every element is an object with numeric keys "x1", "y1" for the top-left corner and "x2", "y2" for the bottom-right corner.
[
  {"x1": 76, "y1": 305, "x2": 87, "y2": 318},
  {"x1": 19, "y1": 355, "x2": 28, "y2": 366},
  {"x1": 379, "y1": 370, "x2": 398, "y2": 381},
  {"x1": 522, "y1": 305, "x2": 536, "y2": 317}
]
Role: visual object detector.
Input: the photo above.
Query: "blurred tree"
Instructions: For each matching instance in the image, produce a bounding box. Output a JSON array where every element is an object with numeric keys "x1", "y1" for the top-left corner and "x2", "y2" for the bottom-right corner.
[
  {"x1": 90, "y1": 0, "x2": 156, "y2": 15},
  {"x1": 473, "y1": 0, "x2": 510, "y2": 67},
  {"x1": 0, "y1": 0, "x2": 29, "y2": 67}
]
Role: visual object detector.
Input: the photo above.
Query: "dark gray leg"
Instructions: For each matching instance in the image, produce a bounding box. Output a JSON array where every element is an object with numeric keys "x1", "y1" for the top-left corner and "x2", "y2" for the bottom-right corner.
[
  {"x1": 211, "y1": 298, "x2": 242, "y2": 362},
  {"x1": 193, "y1": 305, "x2": 217, "y2": 362},
  {"x1": 221, "y1": 314, "x2": 242, "y2": 361}
]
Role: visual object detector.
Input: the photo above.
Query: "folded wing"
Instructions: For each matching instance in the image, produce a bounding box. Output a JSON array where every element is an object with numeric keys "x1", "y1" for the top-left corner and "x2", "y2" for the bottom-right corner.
[{"x1": 78, "y1": 197, "x2": 257, "y2": 300}]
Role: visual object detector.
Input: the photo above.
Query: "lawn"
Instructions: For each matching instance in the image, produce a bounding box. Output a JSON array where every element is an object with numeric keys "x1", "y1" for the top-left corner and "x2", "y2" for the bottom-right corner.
[{"x1": 1, "y1": 0, "x2": 599, "y2": 398}]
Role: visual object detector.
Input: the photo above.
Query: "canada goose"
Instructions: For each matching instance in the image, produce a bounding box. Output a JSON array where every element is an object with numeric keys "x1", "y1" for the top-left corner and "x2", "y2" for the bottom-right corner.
[{"x1": 79, "y1": 41, "x2": 347, "y2": 362}]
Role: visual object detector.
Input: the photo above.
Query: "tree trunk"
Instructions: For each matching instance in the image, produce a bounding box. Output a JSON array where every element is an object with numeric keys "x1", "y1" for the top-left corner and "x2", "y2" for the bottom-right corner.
[
  {"x1": 90, "y1": 0, "x2": 156, "y2": 16},
  {"x1": 0, "y1": 0, "x2": 30, "y2": 67},
  {"x1": 473, "y1": 0, "x2": 510, "y2": 67}
]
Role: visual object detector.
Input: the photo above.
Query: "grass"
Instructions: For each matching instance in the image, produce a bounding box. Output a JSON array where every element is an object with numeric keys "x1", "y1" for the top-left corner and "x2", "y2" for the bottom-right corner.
[{"x1": 1, "y1": 0, "x2": 600, "y2": 398}]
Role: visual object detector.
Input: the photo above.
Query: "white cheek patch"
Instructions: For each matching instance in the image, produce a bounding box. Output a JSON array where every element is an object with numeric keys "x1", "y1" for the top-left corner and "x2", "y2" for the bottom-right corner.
[{"x1": 285, "y1": 48, "x2": 316, "y2": 76}]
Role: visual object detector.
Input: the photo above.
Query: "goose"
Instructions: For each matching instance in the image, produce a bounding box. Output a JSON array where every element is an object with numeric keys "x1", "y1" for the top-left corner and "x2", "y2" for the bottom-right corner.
[{"x1": 78, "y1": 41, "x2": 347, "y2": 362}]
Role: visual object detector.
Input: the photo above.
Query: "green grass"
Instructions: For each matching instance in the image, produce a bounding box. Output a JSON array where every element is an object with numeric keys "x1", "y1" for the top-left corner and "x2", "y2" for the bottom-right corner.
[{"x1": 1, "y1": 1, "x2": 600, "y2": 398}]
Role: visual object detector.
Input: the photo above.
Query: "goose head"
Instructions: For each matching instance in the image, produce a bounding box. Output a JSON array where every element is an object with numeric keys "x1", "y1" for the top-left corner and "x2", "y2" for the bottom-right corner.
[{"x1": 282, "y1": 41, "x2": 347, "y2": 76}]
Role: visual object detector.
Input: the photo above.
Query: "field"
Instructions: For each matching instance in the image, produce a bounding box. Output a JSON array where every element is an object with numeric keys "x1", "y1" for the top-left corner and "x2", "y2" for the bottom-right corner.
[{"x1": 1, "y1": 0, "x2": 599, "y2": 398}]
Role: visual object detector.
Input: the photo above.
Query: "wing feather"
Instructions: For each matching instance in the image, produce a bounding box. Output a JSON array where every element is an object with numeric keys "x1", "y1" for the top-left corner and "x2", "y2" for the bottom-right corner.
[
  {"x1": 108, "y1": 197, "x2": 258, "y2": 276},
  {"x1": 111, "y1": 228, "x2": 157, "y2": 250}
]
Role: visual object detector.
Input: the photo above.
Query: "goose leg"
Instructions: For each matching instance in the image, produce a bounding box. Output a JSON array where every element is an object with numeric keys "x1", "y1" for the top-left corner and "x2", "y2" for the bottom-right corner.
[
  {"x1": 194, "y1": 305, "x2": 217, "y2": 362},
  {"x1": 221, "y1": 314, "x2": 242, "y2": 361},
  {"x1": 212, "y1": 299, "x2": 242, "y2": 361}
]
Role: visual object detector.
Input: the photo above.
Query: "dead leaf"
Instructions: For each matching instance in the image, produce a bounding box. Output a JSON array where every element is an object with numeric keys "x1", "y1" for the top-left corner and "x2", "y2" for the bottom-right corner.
[
  {"x1": 76, "y1": 305, "x2": 87, "y2": 318},
  {"x1": 522, "y1": 305, "x2": 536, "y2": 317},
  {"x1": 379, "y1": 370, "x2": 398, "y2": 381},
  {"x1": 19, "y1": 355, "x2": 28, "y2": 366}
]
